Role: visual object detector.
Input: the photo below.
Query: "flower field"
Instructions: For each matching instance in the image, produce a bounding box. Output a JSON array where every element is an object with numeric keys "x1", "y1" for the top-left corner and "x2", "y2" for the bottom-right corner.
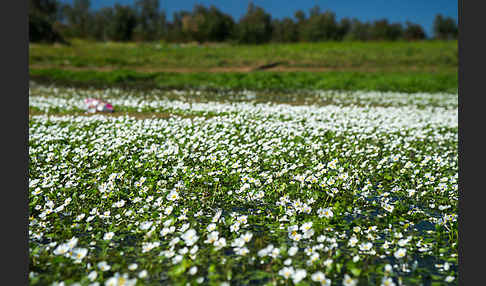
[{"x1": 29, "y1": 84, "x2": 458, "y2": 286}]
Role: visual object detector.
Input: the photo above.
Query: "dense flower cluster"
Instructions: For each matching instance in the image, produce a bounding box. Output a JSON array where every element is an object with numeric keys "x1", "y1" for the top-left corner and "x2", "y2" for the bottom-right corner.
[{"x1": 29, "y1": 85, "x2": 457, "y2": 285}]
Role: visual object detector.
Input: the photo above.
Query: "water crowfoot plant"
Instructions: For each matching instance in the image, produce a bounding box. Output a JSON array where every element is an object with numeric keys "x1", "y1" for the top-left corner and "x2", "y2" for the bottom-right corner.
[{"x1": 29, "y1": 84, "x2": 457, "y2": 285}]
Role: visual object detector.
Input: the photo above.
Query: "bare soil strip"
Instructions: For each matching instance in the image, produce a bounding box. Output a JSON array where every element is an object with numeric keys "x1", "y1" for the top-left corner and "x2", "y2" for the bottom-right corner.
[{"x1": 29, "y1": 64, "x2": 434, "y2": 73}]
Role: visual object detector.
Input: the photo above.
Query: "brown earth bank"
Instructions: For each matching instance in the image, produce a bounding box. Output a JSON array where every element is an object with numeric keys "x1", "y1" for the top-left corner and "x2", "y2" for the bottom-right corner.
[{"x1": 29, "y1": 64, "x2": 445, "y2": 73}]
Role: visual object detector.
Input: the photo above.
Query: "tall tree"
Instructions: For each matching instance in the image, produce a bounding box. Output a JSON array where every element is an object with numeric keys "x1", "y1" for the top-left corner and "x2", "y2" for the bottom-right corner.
[
  {"x1": 90, "y1": 7, "x2": 114, "y2": 41},
  {"x1": 235, "y1": 3, "x2": 273, "y2": 44},
  {"x1": 433, "y1": 14, "x2": 458, "y2": 40},
  {"x1": 181, "y1": 5, "x2": 234, "y2": 43},
  {"x1": 300, "y1": 7, "x2": 339, "y2": 42},
  {"x1": 63, "y1": 0, "x2": 92, "y2": 38},
  {"x1": 271, "y1": 17, "x2": 298, "y2": 42},
  {"x1": 404, "y1": 21, "x2": 426, "y2": 40},
  {"x1": 346, "y1": 18, "x2": 371, "y2": 41},
  {"x1": 108, "y1": 4, "x2": 138, "y2": 41},
  {"x1": 29, "y1": 0, "x2": 59, "y2": 22},
  {"x1": 29, "y1": 0, "x2": 66, "y2": 43},
  {"x1": 369, "y1": 19, "x2": 403, "y2": 41},
  {"x1": 135, "y1": 0, "x2": 161, "y2": 41}
]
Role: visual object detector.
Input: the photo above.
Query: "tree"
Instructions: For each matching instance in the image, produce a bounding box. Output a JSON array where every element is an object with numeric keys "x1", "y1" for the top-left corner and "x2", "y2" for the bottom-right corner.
[
  {"x1": 271, "y1": 17, "x2": 298, "y2": 42},
  {"x1": 345, "y1": 19, "x2": 371, "y2": 41},
  {"x1": 369, "y1": 19, "x2": 403, "y2": 41},
  {"x1": 181, "y1": 5, "x2": 234, "y2": 43},
  {"x1": 90, "y1": 7, "x2": 114, "y2": 41},
  {"x1": 29, "y1": 0, "x2": 60, "y2": 22},
  {"x1": 134, "y1": 0, "x2": 161, "y2": 41},
  {"x1": 403, "y1": 21, "x2": 426, "y2": 40},
  {"x1": 107, "y1": 4, "x2": 138, "y2": 41},
  {"x1": 29, "y1": 0, "x2": 66, "y2": 43},
  {"x1": 433, "y1": 14, "x2": 458, "y2": 40},
  {"x1": 300, "y1": 8, "x2": 340, "y2": 42},
  {"x1": 336, "y1": 18, "x2": 352, "y2": 41},
  {"x1": 166, "y1": 10, "x2": 190, "y2": 42},
  {"x1": 235, "y1": 3, "x2": 273, "y2": 44},
  {"x1": 62, "y1": 0, "x2": 92, "y2": 38},
  {"x1": 294, "y1": 10, "x2": 306, "y2": 23}
]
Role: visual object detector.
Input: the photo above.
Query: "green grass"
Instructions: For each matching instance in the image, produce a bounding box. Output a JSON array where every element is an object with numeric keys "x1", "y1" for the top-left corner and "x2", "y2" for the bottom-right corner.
[
  {"x1": 30, "y1": 68, "x2": 458, "y2": 93},
  {"x1": 30, "y1": 39, "x2": 457, "y2": 72}
]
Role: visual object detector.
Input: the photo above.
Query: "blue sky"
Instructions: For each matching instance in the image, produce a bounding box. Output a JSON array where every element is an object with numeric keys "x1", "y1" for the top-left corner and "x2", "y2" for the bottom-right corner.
[{"x1": 59, "y1": 0, "x2": 458, "y2": 38}]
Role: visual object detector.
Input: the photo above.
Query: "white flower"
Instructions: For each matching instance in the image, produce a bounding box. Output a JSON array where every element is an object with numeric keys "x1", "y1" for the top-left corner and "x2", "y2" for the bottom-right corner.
[
  {"x1": 241, "y1": 232, "x2": 253, "y2": 243},
  {"x1": 67, "y1": 237, "x2": 79, "y2": 249},
  {"x1": 381, "y1": 277, "x2": 396, "y2": 286},
  {"x1": 139, "y1": 221, "x2": 153, "y2": 231},
  {"x1": 323, "y1": 259, "x2": 333, "y2": 267},
  {"x1": 232, "y1": 238, "x2": 245, "y2": 248},
  {"x1": 164, "y1": 205, "x2": 174, "y2": 215},
  {"x1": 188, "y1": 266, "x2": 198, "y2": 275},
  {"x1": 128, "y1": 263, "x2": 138, "y2": 271},
  {"x1": 88, "y1": 271, "x2": 98, "y2": 281},
  {"x1": 383, "y1": 203, "x2": 394, "y2": 213},
  {"x1": 71, "y1": 248, "x2": 88, "y2": 260},
  {"x1": 205, "y1": 231, "x2": 219, "y2": 244},
  {"x1": 236, "y1": 215, "x2": 248, "y2": 224},
  {"x1": 180, "y1": 223, "x2": 190, "y2": 233},
  {"x1": 397, "y1": 238, "x2": 409, "y2": 247},
  {"x1": 142, "y1": 241, "x2": 160, "y2": 253},
  {"x1": 213, "y1": 237, "x2": 226, "y2": 250},
  {"x1": 182, "y1": 229, "x2": 199, "y2": 246},
  {"x1": 343, "y1": 274, "x2": 358, "y2": 286},
  {"x1": 394, "y1": 248, "x2": 407, "y2": 259},
  {"x1": 278, "y1": 267, "x2": 294, "y2": 279},
  {"x1": 303, "y1": 228, "x2": 314, "y2": 239},
  {"x1": 190, "y1": 245, "x2": 199, "y2": 254},
  {"x1": 104, "y1": 232, "x2": 115, "y2": 240},
  {"x1": 288, "y1": 246, "x2": 298, "y2": 256},
  {"x1": 104, "y1": 273, "x2": 136, "y2": 286},
  {"x1": 172, "y1": 254, "x2": 183, "y2": 264},
  {"x1": 179, "y1": 247, "x2": 189, "y2": 255},
  {"x1": 318, "y1": 207, "x2": 334, "y2": 218},
  {"x1": 212, "y1": 209, "x2": 222, "y2": 222},
  {"x1": 290, "y1": 232, "x2": 302, "y2": 242},
  {"x1": 292, "y1": 269, "x2": 307, "y2": 284},
  {"x1": 270, "y1": 247, "x2": 280, "y2": 258},
  {"x1": 312, "y1": 271, "x2": 331, "y2": 285},
  {"x1": 53, "y1": 243, "x2": 70, "y2": 256},
  {"x1": 348, "y1": 236, "x2": 359, "y2": 247},
  {"x1": 167, "y1": 190, "x2": 179, "y2": 201},
  {"x1": 97, "y1": 261, "x2": 111, "y2": 271},
  {"x1": 308, "y1": 252, "x2": 320, "y2": 264},
  {"x1": 445, "y1": 276, "x2": 455, "y2": 283},
  {"x1": 160, "y1": 227, "x2": 175, "y2": 237},
  {"x1": 138, "y1": 270, "x2": 148, "y2": 279},
  {"x1": 300, "y1": 222, "x2": 313, "y2": 232},
  {"x1": 235, "y1": 247, "x2": 249, "y2": 256},
  {"x1": 359, "y1": 242, "x2": 373, "y2": 252},
  {"x1": 207, "y1": 223, "x2": 217, "y2": 232},
  {"x1": 230, "y1": 222, "x2": 241, "y2": 232},
  {"x1": 163, "y1": 218, "x2": 173, "y2": 227},
  {"x1": 114, "y1": 200, "x2": 125, "y2": 208}
]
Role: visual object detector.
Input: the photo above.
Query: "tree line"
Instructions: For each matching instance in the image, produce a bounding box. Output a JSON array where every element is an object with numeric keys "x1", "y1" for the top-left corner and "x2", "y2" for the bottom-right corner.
[{"x1": 29, "y1": 0, "x2": 459, "y2": 44}]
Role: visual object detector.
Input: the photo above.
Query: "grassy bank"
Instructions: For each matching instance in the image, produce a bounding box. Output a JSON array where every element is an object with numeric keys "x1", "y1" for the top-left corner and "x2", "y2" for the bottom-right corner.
[
  {"x1": 30, "y1": 40, "x2": 457, "y2": 72},
  {"x1": 30, "y1": 68, "x2": 458, "y2": 93}
]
